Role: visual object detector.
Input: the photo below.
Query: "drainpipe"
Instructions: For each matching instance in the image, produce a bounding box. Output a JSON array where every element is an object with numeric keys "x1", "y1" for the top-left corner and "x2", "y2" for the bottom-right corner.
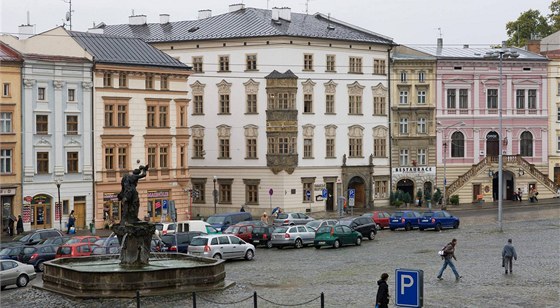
[
  {"x1": 90, "y1": 60, "x2": 96, "y2": 229},
  {"x1": 387, "y1": 46, "x2": 394, "y2": 194}
]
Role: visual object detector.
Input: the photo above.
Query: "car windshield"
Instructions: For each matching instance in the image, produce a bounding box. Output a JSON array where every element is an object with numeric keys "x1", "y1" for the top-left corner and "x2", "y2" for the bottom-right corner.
[
  {"x1": 161, "y1": 235, "x2": 176, "y2": 245},
  {"x1": 316, "y1": 226, "x2": 331, "y2": 233},
  {"x1": 229, "y1": 227, "x2": 240, "y2": 233},
  {"x1": 66, "y1": 238, "x2": 81, "y2": 244},
  {"x1": 224, "y1": 226, "x2": 236, "y2": 233},
  {"x1": 189, "y1": 237, "x2": 208, "y2": 246},
  {"x1": 392, "y1": 212, "x2": 404, "y2": 218},
  {"x1": 207, "y1": 217, "x2": 225, "y2": 224},
  {"x1": 0, "y1": 248, "x2": 11, "y2": 255},
  {"x1": 273, "y1": 227, "x2": 288, "y2": 233},
  {"x1": 276, "y1": 213, "x2": 288, "y2": 219},
  {"x1": 337, "y1": 220, "x2": 352, "y2": 226},
  {"x1": 306, "y1": 221, "x2": 320, "y2": 228},
  {"x1": 422, "y1": 212, "x2": 434, "y2": 218},
  {"x1": 23, "y1": 247, "x2": 36, "y2": 254},
  {"x1": 14, "y1": 233, "x2": 31, "y2": 242},
  {"x1": 58, "y1": 246, "x2": 72, "y2": 255}
]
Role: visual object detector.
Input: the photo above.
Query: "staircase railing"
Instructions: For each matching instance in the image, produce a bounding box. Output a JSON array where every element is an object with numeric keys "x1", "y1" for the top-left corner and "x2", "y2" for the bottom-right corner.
[
  {"x1": 515, "y1": 155, "x2": 559, "y2": 192},
  {"x1": 445, "y1": 157, "x2": 491, "y2": 198}
]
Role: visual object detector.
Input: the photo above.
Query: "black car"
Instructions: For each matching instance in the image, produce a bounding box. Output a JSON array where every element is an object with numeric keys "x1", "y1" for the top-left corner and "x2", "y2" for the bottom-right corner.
[
  {"x1": 337, "y1": 217, "x2": 377, "y2": 240},
  {"x1": 161, "y1": 232, "x2": 205, "y2": 253},
  {"x1": 18, "y1": 244, "x2": 58, "y2": 272},
  {"x1": 250, "y1": 226, "x2": 275, "y2": 248},
  {"x1": 2, "y1": 229, "x2": 64, "y2": 249},
  {"x1": 38, "y1": 236, "x2": 71, "y2": 247},
  {"x1": 0, "y1": 246, "x2": 25, "y2": 261}
]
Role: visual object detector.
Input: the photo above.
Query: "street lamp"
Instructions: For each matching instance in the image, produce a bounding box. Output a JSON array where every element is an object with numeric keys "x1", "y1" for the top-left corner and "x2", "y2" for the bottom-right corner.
[
  {"x1": 484, "y1": 48, "x2": 519, "y2": 232},
  {"x1": 55, "y1": 178, "x2": 62, "y2": 231},
  {"x1": 439, "y1": 121, "x2": 466, "y2": 210},
  {"x1": 212, "y1": 176, "x2": 218, "y2": 214}
]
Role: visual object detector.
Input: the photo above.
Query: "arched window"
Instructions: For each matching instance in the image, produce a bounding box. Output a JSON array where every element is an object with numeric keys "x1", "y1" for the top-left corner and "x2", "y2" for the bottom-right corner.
[
  {"x1": 451, "y1": 132, "x2": 465, "y2": 157},
  {"x1": 520, "y1": 131, "x2": 533, "y2": 157}
]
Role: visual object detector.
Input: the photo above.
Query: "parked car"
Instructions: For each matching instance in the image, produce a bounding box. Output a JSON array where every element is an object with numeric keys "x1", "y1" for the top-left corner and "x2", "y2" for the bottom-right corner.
[
  {"x1": 389, "y1": 211, "x2": 422, "y2": 231},
  {"x1": 270, "y1": 225, "x2": 315, "y2": 249},
  {"x1": 207, "y1": 212, "x2": 253, "y2": 232},
  {"x1": 161, "y1": 232, "x2": 206, "y2": 253},
  {"x1": 18, "y1": 244, "x2": 58, "y2": 272},
  {"x1": 314, "y1": 225, "x2": 362, "y2": 249},
  {"x1": 91, "y1": 236, "x2": 121, "y2": 255},
  {"x1": 337, "y1": 216, "x2": 377, "y2": 240},
  {"x1": 236, "y1": 220, "x2": 269, "y2": 227},
  {"x1": 2, "y1": 229, "x2": 64, "y2": 249},
  {"x1": 55, "y1": 243, "x2": 99, "y2": 259},
  {"x1": 175, "y1": 220, "x2": 221, "y2": 234},
  {"x1": 250, "y1": 226, "x2": 275, "y2": 248},
  {"x1": 94, "y1": 236, "x2": 120, "y2": 248},
  {"x1": 418, "y1": 210, "x2": 460, "y2": 231},
  {"x1": 187, "y1": 234, "x2": 255, "y2": 261},
  {"x1": 273, "y1": 212, "x2": 315, "y2": 226},
  {"x1": 65, "y1": 235, "x2": 100, "y2": 245},
  {"x1": 0, "y1": 260, "x2": 37, "y2": 290},
  {"x1": 151, "y1": 235, "x2": 166, "y2": 252},
  {"x1": 305, "y1": 219, "x2": 338, "y2": 231},
  {"x1": 223, "y1": 224, "x2": 255, "y2": 243},
  {"x1": 362, "y1": 211, "x2": 391, "y2": 230},
  {"x1": 0, "y1": 246, "x2": 25, "y2": 261},
  {"x1": 38, "y1": 235, "x2": 71, "y2": 246},
  {"x1": 155, "y1": 222, "x2": 177, "y2": 236}
]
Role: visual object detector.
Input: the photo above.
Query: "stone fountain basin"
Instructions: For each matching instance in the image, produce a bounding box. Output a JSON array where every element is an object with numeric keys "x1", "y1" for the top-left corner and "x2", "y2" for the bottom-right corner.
[{"x1": 38, "y1": 253, "x2": 234, "y2": 298}]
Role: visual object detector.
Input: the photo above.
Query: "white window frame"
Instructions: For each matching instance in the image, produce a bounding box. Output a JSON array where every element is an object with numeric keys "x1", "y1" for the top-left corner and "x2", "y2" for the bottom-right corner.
[{"x1": 399, "y1": 149, "x2": 409, "y2": 166}]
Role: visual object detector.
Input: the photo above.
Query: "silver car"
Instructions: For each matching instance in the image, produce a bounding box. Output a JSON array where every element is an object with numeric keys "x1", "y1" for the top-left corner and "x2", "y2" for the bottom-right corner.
[
  {"x1": 270, "y1": 225, "x2": 315, "y2": 249},
  {"x1": 305, "y1": 219, "x2": 338, "y2": 231},
  {"x1": 1, "y1": 260, "x2": 37, "y2": 290},
  {"x1": 273, "y1": 212, "x2": 315, "y2": 226},
  {"x1": 187, "y1": 234, "x2": 255, "y2": 261}
]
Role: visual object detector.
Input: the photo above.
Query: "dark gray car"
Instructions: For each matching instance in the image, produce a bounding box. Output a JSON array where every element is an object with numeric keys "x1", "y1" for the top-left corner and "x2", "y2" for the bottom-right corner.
[{"x1": 273, "y1": 213, "x2": 315, "y2": 226}]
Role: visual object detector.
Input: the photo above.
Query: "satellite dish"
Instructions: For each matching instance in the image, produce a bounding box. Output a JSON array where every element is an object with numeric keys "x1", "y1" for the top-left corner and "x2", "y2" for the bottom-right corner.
[{"x1": 66, "y1": 11, "x2": 70, "y2": 21}]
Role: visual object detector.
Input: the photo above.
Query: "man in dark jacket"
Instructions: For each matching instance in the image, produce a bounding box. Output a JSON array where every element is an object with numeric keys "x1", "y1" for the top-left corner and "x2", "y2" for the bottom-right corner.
[
  {"x1": 437, "y1": 238, "x2": 462, "y2": 280},
  {"x1": 502, "y1": 239, "x2": 518, "y2": 274},
  {"x1": 376, "y1": 272, "x2": 390, "y2": 308}
]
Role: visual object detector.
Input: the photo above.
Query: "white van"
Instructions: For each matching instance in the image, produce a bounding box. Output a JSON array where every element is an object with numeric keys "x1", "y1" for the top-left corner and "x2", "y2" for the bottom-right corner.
[{"x1": 176, "y1": 220, "x2": 220, "y2": 234}]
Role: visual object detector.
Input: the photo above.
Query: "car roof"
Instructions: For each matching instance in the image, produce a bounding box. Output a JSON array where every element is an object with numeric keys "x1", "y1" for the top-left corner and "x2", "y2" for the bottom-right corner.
[{"x1": 60, "y1": 242, "x2": 95, "y2": 247}]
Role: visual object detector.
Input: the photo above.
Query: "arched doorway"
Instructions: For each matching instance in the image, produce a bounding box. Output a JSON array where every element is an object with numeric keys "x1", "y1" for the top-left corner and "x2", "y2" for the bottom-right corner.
[
  {"x1": 31, "y1": 194, "x2": 53, "y2": 229},
  {"x1": 396, "y1": 179, "x2": 414, "y2": 202},
  {"x1": 492, "y1": 170, "x2": 515, "y2": 201},
  {"x1": 348, "y1": 176, "x2": 366, "y2": 208},
  {"x1": 486, "y1": 131, "x2": 499, "y2": 156}
]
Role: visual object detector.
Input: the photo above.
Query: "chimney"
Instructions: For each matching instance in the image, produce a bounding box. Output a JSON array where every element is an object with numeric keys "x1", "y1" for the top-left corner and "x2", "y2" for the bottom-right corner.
[
  {"x1": 129, "y1": 15, "x2": 147, "y2": 25},
  {"x1": 87, "y1": 27, "x2": 104, "y2": 34},
  {"x1": 279, "y1": 7, "x2": 291, "y2": 21},
  {"x1": 502, "y1": 40, "x2": 507, "y2": 48},
  {"x1": 272, "y1": 7, "x2": 280, "y2": 21},
  {"x1": 437, "y1": 38, "x2": 443, "y2": 49},
  {"x1": 229, "y1": 3, "x2": 245, "y2": 12},
  {"x1": 198, "y1": 9, "x2": 212, "y2": 19},
  {"x1": 160, "y1": 14, "x2": 170, "y2": 24},
  {"x1": 526, "y1": 40, "x2": 541, "y2": 54},
  {"x1": 18, "y1": 24, "x2": 35, "y2": 39},
  {"x1": 463, "y1": 44, "x2": 469, "y2": 49}
]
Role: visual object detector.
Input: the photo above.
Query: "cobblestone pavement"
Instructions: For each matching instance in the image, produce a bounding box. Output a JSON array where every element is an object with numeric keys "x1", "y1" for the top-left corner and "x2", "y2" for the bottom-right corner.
[{"x1": 1, "y1": 206, "x2": 558, "y2": 308}]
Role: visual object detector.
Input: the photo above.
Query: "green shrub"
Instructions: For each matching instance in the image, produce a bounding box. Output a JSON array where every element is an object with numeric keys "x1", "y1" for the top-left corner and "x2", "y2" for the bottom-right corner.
[{"x1": 450, "y1": 195, "x2": 460, "y2": 205}]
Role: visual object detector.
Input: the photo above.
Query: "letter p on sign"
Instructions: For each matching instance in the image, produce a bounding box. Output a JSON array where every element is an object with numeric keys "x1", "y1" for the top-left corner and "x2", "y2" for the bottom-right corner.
[{"x1": 400, "y1": 274, "x2": 414, "y2": 294}]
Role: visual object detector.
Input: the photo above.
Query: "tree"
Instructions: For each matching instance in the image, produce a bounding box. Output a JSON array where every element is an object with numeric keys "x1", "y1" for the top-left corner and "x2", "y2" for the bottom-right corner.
[
  {"x1": 549, "y1": 0, "x2": 560, "y2": 31},
  {"x1": 506, "y1": 9, "x2": 551, "y2": 47}
]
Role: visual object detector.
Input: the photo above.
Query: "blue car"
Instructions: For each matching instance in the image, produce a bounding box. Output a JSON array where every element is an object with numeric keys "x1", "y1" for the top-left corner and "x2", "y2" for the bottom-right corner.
[
  {"x1": 389, "y1": 211, "x2": 422, "y2": 231},
  {"x1": 418, "y1": 211, "x2": 460, "y2": 231}
]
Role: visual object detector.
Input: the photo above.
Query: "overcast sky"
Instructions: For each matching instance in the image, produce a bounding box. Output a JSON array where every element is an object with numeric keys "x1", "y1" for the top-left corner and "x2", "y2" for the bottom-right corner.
[{"x1": 0, "y1": 0, "x2": 553, "y2": 46}]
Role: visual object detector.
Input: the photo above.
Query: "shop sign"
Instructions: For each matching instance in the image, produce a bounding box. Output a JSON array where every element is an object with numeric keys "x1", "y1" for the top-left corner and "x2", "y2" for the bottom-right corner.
[{"x1": 392, "y1": 167, "x2": 436, "y2": 176}]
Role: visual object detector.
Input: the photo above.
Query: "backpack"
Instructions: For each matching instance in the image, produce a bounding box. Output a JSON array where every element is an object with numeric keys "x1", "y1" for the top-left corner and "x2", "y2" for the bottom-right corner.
[{"x1": 438, "y1": 244, "x2": 447, "y2": 257}]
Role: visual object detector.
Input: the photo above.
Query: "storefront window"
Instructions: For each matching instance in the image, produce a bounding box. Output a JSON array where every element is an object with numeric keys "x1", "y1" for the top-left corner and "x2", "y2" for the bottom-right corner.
[
  {"x1": 103, "y1": 192, "x2": 121, "y2": 223},
  {"x1": 147, "y1": 191, "x2": 169, "y2": 219}
]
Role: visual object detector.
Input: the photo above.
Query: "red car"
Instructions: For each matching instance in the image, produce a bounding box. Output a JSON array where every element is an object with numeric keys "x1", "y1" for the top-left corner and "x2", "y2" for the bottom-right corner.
[
  {"x1": 65, "y1": 236, "x2": 100, "y2": 245},
  {"x1": 55, "y1": 243, "x2": 99, "y2": 258},
  {"x1": 362, "y1": 211, "x2": 391, "y2": 230},
  {"x1": 223, "y1": 224, "x2": 255, "y2": 242}
]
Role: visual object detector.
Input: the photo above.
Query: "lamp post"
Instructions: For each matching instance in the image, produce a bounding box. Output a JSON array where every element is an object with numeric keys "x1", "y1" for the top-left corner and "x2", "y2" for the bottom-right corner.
[
  {"x1": 212, "y1": 176, "x2": 218, "y2": 214},
  {"x1": 55, "y1": 178, "x2": 62, "y2": 231},
  {"x1": 484, "y1": 48, "x2": 519, "y2": 232},
  {"x1": 439, "y1": 121, "x2": 465, "y2": 210}
]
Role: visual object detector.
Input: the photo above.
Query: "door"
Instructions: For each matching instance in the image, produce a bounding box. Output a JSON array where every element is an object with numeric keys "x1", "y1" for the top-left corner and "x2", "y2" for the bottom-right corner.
[
  {"x1": 326, "y1": 182, "x2": 334, "y2": 211},
  {"x1": 74, "y1": 203, "x2": 86, "y2": 230},
  {"x1": 486, "y1": 131, "x2": 499, "y2": 156},
  {"x1": 473, "y1": 184, "x2": 481, "y2": 202},
  {"x1": 218, "y1": 236, "x2": 233, "y2": 258},
  {"x1": 32, "y1": 204, "x2": 52, "y2": 229}
]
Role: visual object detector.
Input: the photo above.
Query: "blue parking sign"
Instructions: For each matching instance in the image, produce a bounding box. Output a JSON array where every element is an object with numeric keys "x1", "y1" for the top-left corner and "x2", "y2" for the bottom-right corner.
[
  {"x1": 321, "y1": 188, "x2": 328, "y2": 198},
  {"x1": 395, "y1": 269, "x2": 423, "y2": 307}
]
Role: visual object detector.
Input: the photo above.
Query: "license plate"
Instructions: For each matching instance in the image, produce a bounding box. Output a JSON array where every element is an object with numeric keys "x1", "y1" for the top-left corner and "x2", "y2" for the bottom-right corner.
[
  {"x1": 392, "y1": 219, "x2": 398, "y2": 222},
  {"x1": 253, "y1": 240, "x2": 259, "y2": 243},
  {"x1": 422, "y1": 220, "x2": 428, "y2": 222},
  {"x1": 318, "y1": 241, "x2": 325, "y2": 245}
]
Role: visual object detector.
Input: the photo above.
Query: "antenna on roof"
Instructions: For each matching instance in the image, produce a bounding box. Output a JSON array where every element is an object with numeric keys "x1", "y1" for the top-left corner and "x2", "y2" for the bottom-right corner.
[
  {"x1": 27, "y1": 11, "x2": 30, "y2": 25},
  {"x1": 436, "y1": 27, "x2": 443, "y2": 38},
  {"x1": 62, "y1": 0, "x2": 74, "y2": 30}
]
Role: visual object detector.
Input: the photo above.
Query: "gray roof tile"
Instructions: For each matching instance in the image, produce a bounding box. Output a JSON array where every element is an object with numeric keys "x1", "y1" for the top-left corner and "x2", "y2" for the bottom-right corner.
[{"x1": 410, "y1": 46, "x2": 547, "y2": 61}]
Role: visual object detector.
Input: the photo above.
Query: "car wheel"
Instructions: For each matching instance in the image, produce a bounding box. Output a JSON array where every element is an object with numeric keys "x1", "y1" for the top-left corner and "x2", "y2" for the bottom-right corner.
[
  {"x1": 453, "y1": 221, "x2": 459, "y2": 229},
  {"x1": 405, "y1": 223, "x2": 412, "y2": 231},
  {"x1": 266, "y1": 241, "x2": 273, "y2": 249},
  {"x1": 356, "y1": 237, "x2": 362, "y2": 246},
  {"x1": 390, "y1": 227, "x2": 395, "y2": 231},
  {"x1": 435, "y1": 223, "x2": 442, "y2": 232},
  {"x1": 315, "y1": 245, "x2": 321, "y2": 249},
  {"x1": 380, "y1": 226, "x2": 385, "y2": 230},
  {"x1": 419, "y1": 228, "x2": 424, "y2": 231},
  {"x1": 368, "y1": 230, "x2": 376, "y2": 240},
  {"x1": 16, "y1": 275, "x2": 29, "y2": 288},
  {"x1": 36, "y1": 261, "x2": 44, "y2": 272},
  {"x1": 213, "y1": 253, "x2": 222, "y2": 260},
  {"x1": 333, "y1": 240, "x2": 340, "y2": 249},
  {"x1": 244, "y1": 249, "x2": 254, "y2": 261},
  {"x1": 295, "y1": 238, "x2": 303, "y2": 249},
  {"x1": 1, "y1": 285, "x2": 5, "y2": 290}
]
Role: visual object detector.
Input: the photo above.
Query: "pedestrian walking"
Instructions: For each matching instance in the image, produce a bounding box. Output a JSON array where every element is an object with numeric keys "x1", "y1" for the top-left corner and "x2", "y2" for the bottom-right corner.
[
  {"x1": 437, "y1": 238, "x2": 462, "y2": 281},
  {"x1": 502, "y1": 239, "x2": 517, "y2": 274},
  {"x1": 375, "y1": 272, "x2": 390, "y2": 308},
  {"x1": 240, "y1": 206, "x2": 246, "y2": 212},
  {"x1": 517, "y1": 188, "x2": 522, "y2": 202},
  {"x1": 16, "y1": 215, "x2": 24, "y2": 234},
  {"x1": 260, "y1": 212, "x2": 268, "y2": 224},
  {"x1": 7, "y1": 215, "x2": 15, "y2": 236},
  {"x1": 67, "y1": 210, "x2": 76, "y2": 234}
]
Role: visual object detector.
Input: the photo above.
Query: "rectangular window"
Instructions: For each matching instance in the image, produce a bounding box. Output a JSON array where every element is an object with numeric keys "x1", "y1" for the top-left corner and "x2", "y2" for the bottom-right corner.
[
  {"x1": 399, "y1": 149, "x2": 409, "y2": 166},
  {"x1": 0, "y1": 112, "x2": 12, "y2": 133},
  {"x1": 159, "y1": 106, "x2": 168, "y2": 127},
  {"x1": 219, "y1": 94, "x2": 230, "y2": 114},
  {"x1": 400, "y1": 72, "x2": 407, "y2": 82},
  {"x1": 399, "y1": 91, "x2": 408, "y2": 104},
  {"x1": 67, "y1": 152, "x2": 78, "y2": 173},
  {"x1": 117, "y1": 147, "x2": 127, "y2": 170},
  {"x1": 219, "y1": 183, "x2": 232, "y2": 203},
  {"x1": 104, "y1": 105, "x2": 114, "y2": 127},
  {"x1": 349, "y1": 57, "x2": 362, "y2": 73},
  {"x1": 417, "y1": 148, "x2": 426, "y2": 165},
  {"x1": 326, "y1": 55, "x2": 336, "y2": 71},
  {"x1": 246, "y1": 54, "x2": 257, "y2": 70},
  {"x1": 147, "y1": 103, "x2": 169, "y2": 128},
  {"x1": 487, "y1": 89, "x2": 498, "y2": 109},
  {"x1": 147, "y1": 106, "x2": 156, "y2": 128},
  {"x1": 447, "y1": 89, "x2": 456, "y2": 108},
  {"x1": 38, "y1": 87, "x2": 46, "y2": 100},
  {"x1": 147, "y1": 147, "x2": 156, "y2": 168},
  {"x1": 349, "y1": 95, "x2": 362, "y2": 114},
  {"x1": 160, "y1": 75, "x2": 169, "y2": 90},
  {"x1": 375, "y1": 180, "x2": 388, "y2": 198},
  {"x1": 37, "y1": 152, "x2": 49, "y2": 174},
  {"x1": 417, "y1": 90, "x2": 426, "y2": 104},
  {"x1": 304, "y1": 94, "x2": 313, "y2": 113},
  {"x1": 326, "y1": 138, "x2": 335, "y2": 158},
  {"x1": 558, "y1": 106, "x2": 560, "y2": 122},
  {"x1": 399, "y1": 118, "x2": 408, "y2": 134},
  {"x1": 516, "y1": 89, "x2": 525, "y2": 109},
  {"x1": 0, "y1": 149, "x2": 12, "y2": 173},
  {"x1": 68, "y1": 89, "x2": 75, "y2": 102},
  {"x1": 66, "y1": 115, "x2": 78, "y2": 135},
  {"x1": 159, "y1": 146, "x2": 168, "y2": 168},
  {"x1": 302, "y1": 182, "x2": 313, "y2": 202},
  {"x1": 2, "y1": 83, "x2": 10, "y2": 97},
  {"x1": 247, "y1": 94, "x2": 257, "y2": 113},
  {"x1": 459, "y1": 89, "x2": 468, "y2": 109},
  {"x1": 303, "y1": 138, "x2": 313, "y2": 158},
  {"x1": 304, "y1": 54, "x2": 313, "y2": 70},
  {"x1": 103, "y1": 73, "x2": 112, "y2": 87},
  {"x1": 374, "y1": 138, "x2": 386, "y2": 157},
  {"x1": 105, "y1": 147, "x2": 114, "y2": 170},
  {"x1": 278, "y1": 137, "x2": 289, "y2": 154},
  {"x1": 219, "y1": 56, "x2": 230, "y2": 72},
  {"x1": 220, "y1": 138, "x2": 230, "y2": 159},
  {"x1": 349, "y1": 138, "x2": 362, "y2": 157},
  {"x1": 117, "y1": 105, "x2": 127, "y2": 127},
  {"x1": 373, "y1": 96, "x2": 386, "y2": 115},
  {"x1": 325, "y1": 94, "x2": 335, "y2": 113},
  {"x1": 558, "y1": 136, "x2": 560, "y2": 151},
  {"x1": 374, "y1": 59, "x2": 386, "y2": 75},
  {"x1": 193, "y1": 95, "x2": 204, "y2": 114},
  {"x1": 178, "y1": 105, "x2": 187, "y2": 127},
  {"x1": 145, "y1": 74, "x2": 154, "y2": 89},
  {"x1": 246, "y1": 138, "x2": 257, "y2": 159},
  {"x1": 417, "y1": 118, "x2": 426, "y2": 134},
  {"x1": 418, "y1": 71, "x2": 425, "y2": 82},
  {"x1": 119, "y1": 73, "x2": 127, "y2": 87},
  {"x1": 36, "y1": 115, "x2": 48, "y2": 134},
  {"x1": 193, "y1": 138, "x2": 204, "y2": 158},
  {"x1": 192, "y1": 57, "x2": 203, "y2": 73},
  {"x1": 179, "y1": 146, "x2": 186, "y2": 168},
  {"x1": 192, "y1": 183, "x2": 205, "y2": 202},
  {"x1": 246, "y1": 184, "x2": 258, "y2": 204},
  {"x1": 528, "y1": 89, "x2": 536, "y2": 109}
]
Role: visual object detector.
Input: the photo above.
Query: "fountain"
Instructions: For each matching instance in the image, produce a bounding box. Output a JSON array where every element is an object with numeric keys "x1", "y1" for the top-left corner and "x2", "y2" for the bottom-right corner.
[{"x1": 39, "y1": 165, "x2": 233, "y2": 298}]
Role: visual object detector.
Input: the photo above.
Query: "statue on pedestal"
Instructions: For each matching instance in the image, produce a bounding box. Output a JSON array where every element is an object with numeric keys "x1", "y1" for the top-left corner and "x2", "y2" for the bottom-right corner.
[{"x1": 118, "y1": 165, "x2": 149, "y2": 225}]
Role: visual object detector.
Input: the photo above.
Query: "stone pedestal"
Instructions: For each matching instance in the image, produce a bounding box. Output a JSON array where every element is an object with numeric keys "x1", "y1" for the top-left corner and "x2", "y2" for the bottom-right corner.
[{"x1": 111, "y1": 222, "x2": 156, "y2": 267}]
